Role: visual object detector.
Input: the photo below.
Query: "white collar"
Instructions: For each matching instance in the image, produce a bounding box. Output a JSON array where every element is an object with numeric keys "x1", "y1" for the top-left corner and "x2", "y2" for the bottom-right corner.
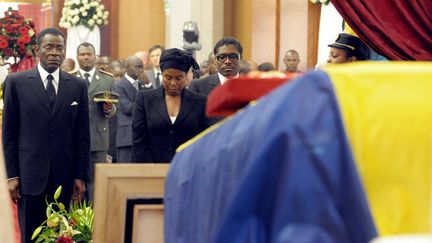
[
  {"x1": 79, "y1": 67, "x2": 96, "y2": 79},
  {"x1": 153, "y1": 68, "x2": 161, "y2": 75},
  {"x1": 125, "y1": 73, "x2": 137, "y2": 84},
  {"x1": 38, "y1": 63, "x2": 60, "y2": 84},
  {"x1": 217, "y1": 72, "x2": 239, "y2": 85}
]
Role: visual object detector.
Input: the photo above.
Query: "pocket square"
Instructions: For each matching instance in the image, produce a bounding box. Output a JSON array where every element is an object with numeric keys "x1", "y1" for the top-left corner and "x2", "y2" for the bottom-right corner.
[{"x1": 71, "y1": 101, "x2": 78, "y2": 106}]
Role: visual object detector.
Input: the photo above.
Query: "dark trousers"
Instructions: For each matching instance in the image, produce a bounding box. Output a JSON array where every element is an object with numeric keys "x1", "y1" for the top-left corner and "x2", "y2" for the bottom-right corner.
[
  {"x1": 86, "y1": 150, "x2": 107, "y2": 202},
  {"x1": 18, "y1": 175, "x2": 73, "y2": 243},
  {"x1": 117, "y1": 146, "x2": 136, "y2": 163}
]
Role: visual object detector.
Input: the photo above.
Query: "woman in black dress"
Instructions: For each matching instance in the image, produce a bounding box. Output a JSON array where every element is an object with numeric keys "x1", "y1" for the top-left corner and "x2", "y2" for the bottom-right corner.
[{"x1": 133, "y1": 48, "x2": 208, "y2": 162}]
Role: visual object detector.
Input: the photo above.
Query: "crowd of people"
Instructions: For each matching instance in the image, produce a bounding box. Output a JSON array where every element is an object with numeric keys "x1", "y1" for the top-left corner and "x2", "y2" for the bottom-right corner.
[{"x1": 1, "y1": 26, "x2": 370, "y2": 242}]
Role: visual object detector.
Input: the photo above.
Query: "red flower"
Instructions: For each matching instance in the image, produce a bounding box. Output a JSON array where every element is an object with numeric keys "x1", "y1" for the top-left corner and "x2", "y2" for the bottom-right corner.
[
  {"x1": 18, "y1": 47, "x2": 26, "y2": 55},
  {"x1": 18, "y1": 26, "x2": 29, "y2": 35},
  {"x1": 0, "y1": 9, "x2": 37, "y2": 60},
  {"x1": 56, "y1": 236, "x2": 73, "y2": 243},
  {"x1": 5, "y1": 25, "x2": 15, "y2": 33},
  {"x1": 18, "y1": 34, "x2": 31, "y2": 45},
  {"x1": 0, "y1": 39, "x2": 8, "y2": 49}
]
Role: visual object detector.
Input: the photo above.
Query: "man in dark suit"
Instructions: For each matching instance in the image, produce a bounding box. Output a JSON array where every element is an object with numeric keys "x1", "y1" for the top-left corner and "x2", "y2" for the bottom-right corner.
[
  {"x1": 188, "y1": 37, "x2": 243, "y2": 96},
  {"x1": 115, "y1": 56, "x2": 147, "y2": 162},
  {"x1": 144, "y1": 45, "x2": 165, "y2": 89},
  {"x1": 72, "y1": 42, "x2": 116, "y2": 200},
  {"x1": 2, "y1": 28, "x2": 90, "y2": 243}
]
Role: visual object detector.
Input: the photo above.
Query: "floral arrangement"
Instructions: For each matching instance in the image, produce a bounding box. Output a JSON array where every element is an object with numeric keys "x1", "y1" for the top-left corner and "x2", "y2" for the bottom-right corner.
[
  {"x1": 31, "y1": 186, "x2": 94, "y2": 243},
  {"x1": 59, "y1": 0, "x2": 109, "y2": 30},
  {"x1": 310, "y1": 0, "x2": 330, "y2": 5},
  {"x1": 0, "y1": 8, "x2": 37, "y2": 62}
]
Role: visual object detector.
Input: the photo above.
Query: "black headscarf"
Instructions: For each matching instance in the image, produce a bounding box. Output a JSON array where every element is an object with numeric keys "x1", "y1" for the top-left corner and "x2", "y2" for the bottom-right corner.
[{"x1": 159, "y1": 48, "x2": 200, "y2": 73}]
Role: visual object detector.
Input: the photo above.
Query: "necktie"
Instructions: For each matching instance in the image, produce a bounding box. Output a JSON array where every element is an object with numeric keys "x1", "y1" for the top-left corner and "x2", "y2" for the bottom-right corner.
[
  {"x1": 133, "y1": 80, "x2": 139, "y2": 90},
  {"x1": 155, "y1": 72, "x2": 161, "y2": 87},
  {"x1": 84, "y1": 72, "x2": 91, "y2": 87},
  {"x1": 46, "y1": 74, "x2": 56, "y2": 109}
]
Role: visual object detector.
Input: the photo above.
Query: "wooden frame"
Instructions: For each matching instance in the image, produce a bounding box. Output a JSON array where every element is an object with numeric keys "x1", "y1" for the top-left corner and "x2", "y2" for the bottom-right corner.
[
  {"x1": 93, "y1": 164, "x2": 169, "y2": 243},
  {"x1": 132, "y1": 205, "x2": 164, "y2": 243}
]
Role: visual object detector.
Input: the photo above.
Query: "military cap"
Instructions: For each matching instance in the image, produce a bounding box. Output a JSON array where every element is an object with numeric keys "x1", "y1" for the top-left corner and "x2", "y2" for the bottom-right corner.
[
  {"x1": 92, "y1": 90, "x2": 119, "y2": 103},
  {"x1": 328, "y1": 33, "x2": 370, "y2": 60}
]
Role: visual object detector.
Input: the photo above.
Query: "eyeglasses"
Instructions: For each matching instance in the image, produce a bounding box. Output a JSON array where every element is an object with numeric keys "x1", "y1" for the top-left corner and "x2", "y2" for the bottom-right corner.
[{"x1": 216, "y1": 53, "x2": 240, "y2": 62}]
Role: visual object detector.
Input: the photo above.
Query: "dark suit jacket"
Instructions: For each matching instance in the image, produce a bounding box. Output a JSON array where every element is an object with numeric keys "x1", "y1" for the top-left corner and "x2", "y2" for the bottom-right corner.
[
  {"x1": 74, "y1": 70, "x2": 115, "y2": 152},
  {"x1": 188, "y1": 74, "x2": 225, "y2": 125},
  {"x1": 188, "y1": 74, "x2": 220, "y2": 96},
  {"x1": 2, "y1": 68, "x2": 90, "y2": 196},
  {"x1": 133, "y1": 87, "x2": 208, "y2": 163},
  {"x1": 115, "y1": 77, "x2": 146, "y2": 147}
]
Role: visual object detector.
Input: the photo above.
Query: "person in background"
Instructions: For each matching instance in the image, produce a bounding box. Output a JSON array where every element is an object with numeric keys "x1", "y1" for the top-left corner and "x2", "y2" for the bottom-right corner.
[
  {"x1": 247, "y1": 60, "x2": 258, "y2": 72},
  {"x1": 95, "y1": 55, "x2": 112, "y2": 73},
  {"x1": 2, "y1": 28, "x2": 90, "y2": 242},
  {"x1": 135, "y1": 51, "x2": 151, "y2": 70},
  {"x1": 107, "y1": 59, "x2": 126, "y2": 163},
  {"x1": 207, "y1": 52, "x2": 217, "y2": 76},
  {"x1": 199, "y1": 60, "x2": 209, "y2": 77},
  {"x1": 257, "y1": 62, "x2": 275, "y2": 72},
  {"x1": 110, "y1": 59, "x2": 126, "y2": 81},
  {"x1": 327, "y1": 33, "x2": 370, "y2": 64},
  {"x1": 72, "y1": 42, "x2": 116, "y2": 200},
  {"x1": 189, "y1": 37, "x2": 243, "y2": 96},
  {"x1": 145, "y1": 45, "x2": 165, "y2": 89},
  {"x1": 133, "y1": 48, "x2": 208, "y2": 163},
  {"x1": 239, "y1": 59, "x2": 251, "y2": 76},
  {"x1": 116, "y1": 56, "x2": 147, "y2": 163},
  {"x1": 60, "y1": 58, "x2": 76, "y2": 73},
  {"x1": 283, "y1": 49, "x2": 303, "y2": 77}
]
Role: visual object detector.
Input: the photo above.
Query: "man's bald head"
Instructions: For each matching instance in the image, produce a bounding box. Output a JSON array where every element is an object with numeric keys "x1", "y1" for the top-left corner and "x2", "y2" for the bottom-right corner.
[{"x1": 126, "y1": 56, "x2": 144, "y2": 80}]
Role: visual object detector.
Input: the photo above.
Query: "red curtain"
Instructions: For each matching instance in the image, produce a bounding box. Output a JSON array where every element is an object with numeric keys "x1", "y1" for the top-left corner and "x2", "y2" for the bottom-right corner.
[{"x1": 331, "y1": 0, "x2": 432, "y2": 61}]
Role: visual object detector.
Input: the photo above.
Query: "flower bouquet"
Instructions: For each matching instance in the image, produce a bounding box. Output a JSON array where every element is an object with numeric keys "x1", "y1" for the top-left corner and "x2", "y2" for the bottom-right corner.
[
  {"x1": 59, "y1": 0, "x2": 109, "y2": 30},
  {"x1": 0, "y1": 7, "x2": 37, "y2": 65},
  {"x1": 31, "y1": 186, "x2": 94, "y2": 243}
]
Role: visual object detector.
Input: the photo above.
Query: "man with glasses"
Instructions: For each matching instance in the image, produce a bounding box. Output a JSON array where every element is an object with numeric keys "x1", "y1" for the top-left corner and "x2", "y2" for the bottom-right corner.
[{"x1": 189, "y1": 37, "x2": 243, "y2": 96}]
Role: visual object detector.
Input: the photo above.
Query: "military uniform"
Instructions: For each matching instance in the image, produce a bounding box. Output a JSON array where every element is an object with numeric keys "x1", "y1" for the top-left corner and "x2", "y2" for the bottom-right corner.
[{"x1": 73, "y1": 68, "x2": 116, "y2": 200}]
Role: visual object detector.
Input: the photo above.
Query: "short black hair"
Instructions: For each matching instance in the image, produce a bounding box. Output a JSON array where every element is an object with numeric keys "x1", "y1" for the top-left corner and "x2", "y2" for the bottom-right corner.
[
  {"x1": 77, "y1": 42, "x2": 96, "y2": 54},
  {"x1": 213, "y1": 37, "x2": 243, "y2": 56},
  {"x1": 149, "y1": 45, "x2": 165, "y2": 54},
  {"x1": 36, "y1": 28, "x2": 65, "y2": 46}
]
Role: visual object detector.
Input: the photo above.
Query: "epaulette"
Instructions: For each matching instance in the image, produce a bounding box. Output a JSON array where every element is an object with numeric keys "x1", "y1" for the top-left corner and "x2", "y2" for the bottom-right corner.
[{"x1": 99, "y1": 69, "x2": 114, "y2": 77}]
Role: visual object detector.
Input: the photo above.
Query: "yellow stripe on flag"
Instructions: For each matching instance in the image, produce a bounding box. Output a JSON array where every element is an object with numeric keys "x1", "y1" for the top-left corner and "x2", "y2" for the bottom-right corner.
[{"x1": 326, "y1": 62, "x2": 432, "y2": 235}]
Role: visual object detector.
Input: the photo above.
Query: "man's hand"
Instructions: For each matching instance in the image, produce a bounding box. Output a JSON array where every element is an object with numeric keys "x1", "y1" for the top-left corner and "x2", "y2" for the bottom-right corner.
[
  {"x1": 72, "y1": 179, "x2": 86, "y2": 202},
  {"x1": 8, "y1": 178, "x2": 20, "y2": 204},
  {"x1": 103, "y1": 102, "x2": 113, "y2": 113}
]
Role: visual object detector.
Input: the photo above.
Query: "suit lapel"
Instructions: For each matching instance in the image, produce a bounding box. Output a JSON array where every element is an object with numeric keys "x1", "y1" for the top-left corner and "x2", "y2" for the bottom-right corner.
[
  {"x1": 26, "y1": 68, "x2": 51, "y2": 113},
  {"x1": 209, "y1": 74, "x2": 220, "y2": 89},
  {"x1": 149, "y1": 87, "x2": 171, "y2": 125},
  {"x1": 174, "y1": 90, "x2": 196, "y2": 125},
  {"x1": 52, "y1": 71, "x2": 71, "y2": 116}
]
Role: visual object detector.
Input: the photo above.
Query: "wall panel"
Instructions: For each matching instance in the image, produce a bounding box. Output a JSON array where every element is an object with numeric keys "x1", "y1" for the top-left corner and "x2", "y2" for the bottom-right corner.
[{"x1": 116, "y1": 0, "x2": 165, "y2": 59}]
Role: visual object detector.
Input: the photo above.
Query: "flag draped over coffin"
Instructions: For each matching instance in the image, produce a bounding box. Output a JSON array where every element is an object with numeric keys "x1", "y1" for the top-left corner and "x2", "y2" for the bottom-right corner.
[{"x1": 164, "y1": 62, "x2": 432, "y2": 243}]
